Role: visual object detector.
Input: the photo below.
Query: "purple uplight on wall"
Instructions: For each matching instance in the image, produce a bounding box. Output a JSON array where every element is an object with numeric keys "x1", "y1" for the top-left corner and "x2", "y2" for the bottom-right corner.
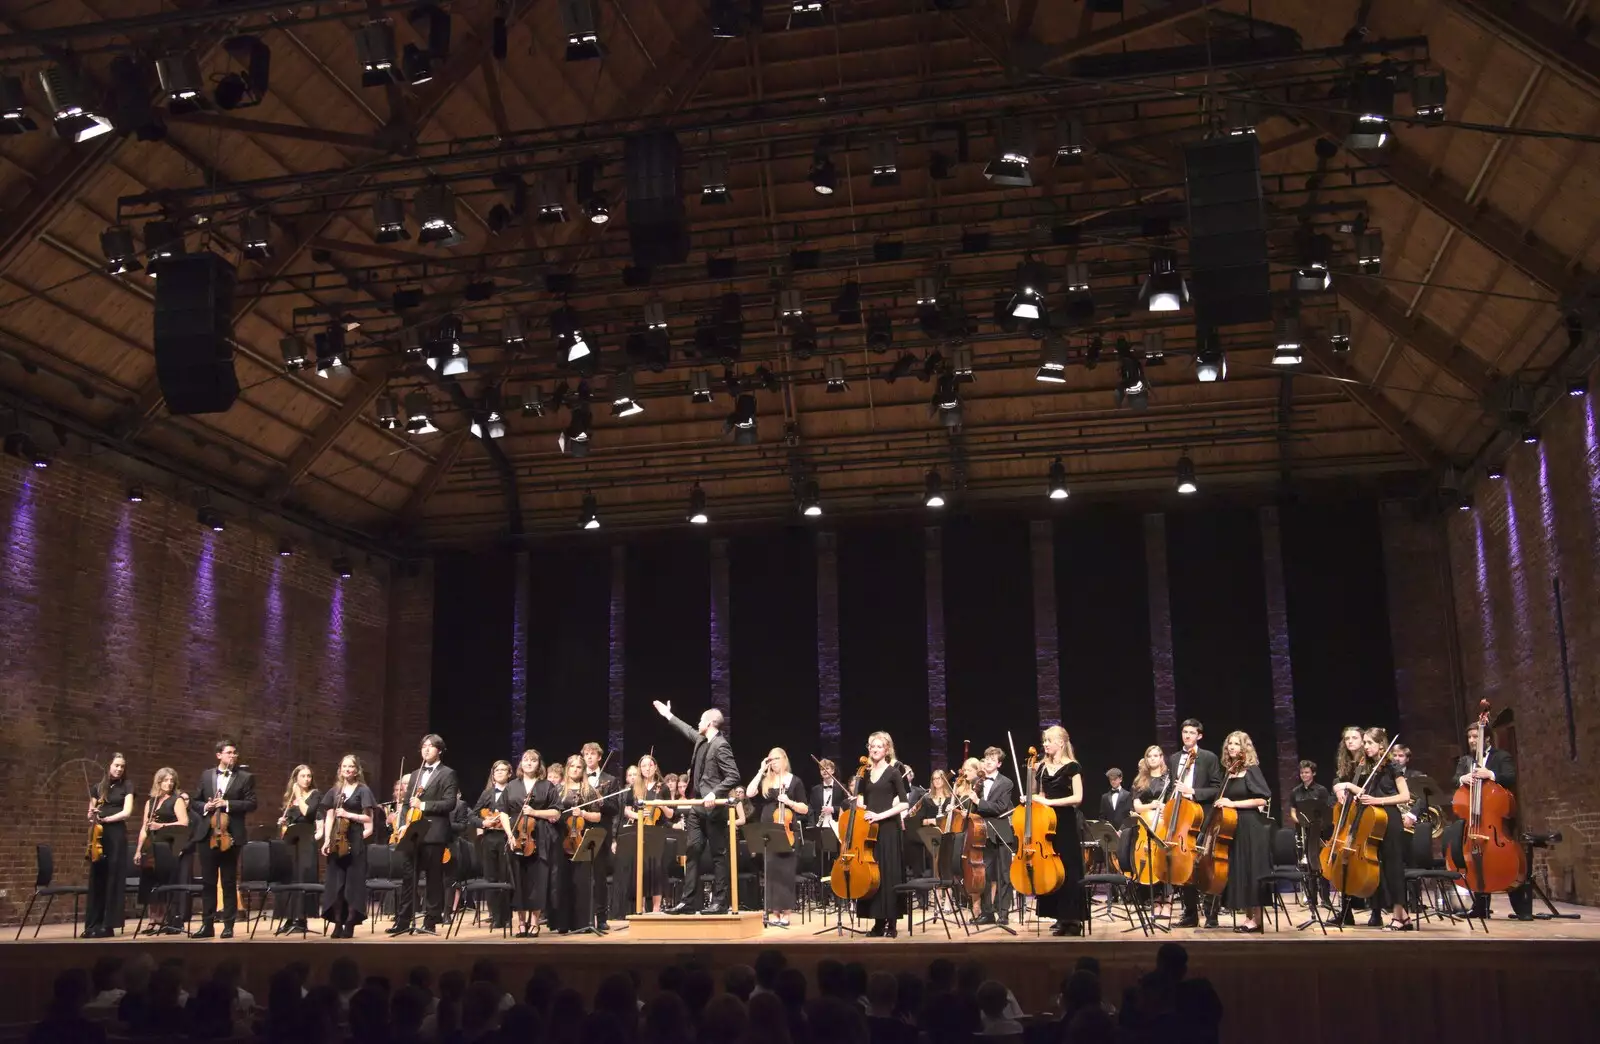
[
  {"x1": 187, "y1": 532, "x2": 222, "y2": 721},
  {"x1": 1473, "y1": 513, "x2": 1502, "y2": 702},
  {"x1": 510, "y1": 551, "x2": 528, "y2": 758},
  {"x1": 3, "y1": 476, "x2": 40, "y2": 693},
  {"x1": 103, "y1": 505, "x2": 139, "y2": 683},
  {"x1": 816, "y1": 531, "x2": 841, "y2": 759},
  {"x1": 1502, "y1": 475, "x2": 1532, "y2": 675},
  {"x1": 709, "y1": 539, "x2": 731, "y2": 728},
  {"x1": 1537, "y1": 444, "x2": 1562, "y2": 576},
  {"x1": 1143, "y1": 514, "x2": 1178, "y2": 750},
  {"x1": 326, "y1": 573, "x2": 347, "y2": 702},
  {"x1": 1586, "y1": 397, "x2": 1600, "y2": 557},
  {"x1": 262, "y1": 556, "x2": 286, "y2": 696},
  {"x1": 925, "y1": 526, "x2": 947, "y2": 767}
]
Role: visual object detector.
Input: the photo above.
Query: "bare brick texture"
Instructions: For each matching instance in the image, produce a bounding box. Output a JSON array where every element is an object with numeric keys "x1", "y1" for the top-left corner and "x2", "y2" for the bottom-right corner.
[
  {"x1": 0, "y1": 458, "x2": 431, "y2": 923},
  {"x1": 1441, "y1": 392, "x2": 1600, "y2": 906}
]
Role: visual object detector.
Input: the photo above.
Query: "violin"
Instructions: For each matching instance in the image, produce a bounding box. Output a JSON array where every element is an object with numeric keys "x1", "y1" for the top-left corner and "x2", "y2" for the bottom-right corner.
[
  {"x1": 509, "y1": 796, "x2": 539, "y2": 858},
  {"x1": 1446, "y1": 701, "x2": 1526, "y2": 896},
  {"x1": 1318, "y1": 734, "x2": 1398, "y2": 900},
  {"x1": 390, "y1": 757, "x2": 425, "y2": 846},
  {"x1": 1008, "y1": 746, "x2": 1065, "y2": 897},
  {"x1": 86, "y1": 796, "x2": 106, "y2": 865},
  {"x1": 563, "y1": 796, "x2": 586, "y2": 858},
  {"x1": 206, "y1": 770, "x2": 232, "y2": 852},
  {"x1": 1156, "y1": 750, "x2": 1206, "y2": 886},
  {"x1": 828, "y1": 757, "x2": 881, "y2": 901}
]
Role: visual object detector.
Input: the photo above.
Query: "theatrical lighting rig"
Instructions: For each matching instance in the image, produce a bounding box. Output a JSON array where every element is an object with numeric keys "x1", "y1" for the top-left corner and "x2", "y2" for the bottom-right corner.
[
  {"x1": 931, "y1": 371, "x2": 963, "y2": 428},
  {"x1": 866, "y1": 310, "x2": 894, "y2": 351},
  {"x1": 833, "y1": 282, "x2": 862, "y2": 325},
  {"x1": 427, "y1": 315, "x2": 470, "y2": 376},
  {"x1": 1035, "y1": 337, "x2": 1068, "y2": 383},
  {"x1": 1293, "y1": 231, "x2": 1332, "y2": 292},
  {"x1": 580, "y1": 492, "x2": 601, "y2": 530},
  {"x1": 924, "y1": 470, "x2": 946, "y2": 508},
  {"x1": 356, "y1": 20, "x2": 399, "y2": 87},
  {"x1": 214, "y1": 35, "x2": 270, "y2": 110},
  {"x1": 279, "y1": 335, "x2": 308, "y2": 371},
  {"x1": 825, "y1": 357, "x2": 848, "y2": 393},
  {"x1": 372, "y1": 192, "x2": 409, "y2": 243},
  {"x1": 551, "y1": 307, "x2": 592, "y2": 363},
  {"x1": 561, "y1": 0, "x2": 603, "y2": 61},
  {"x1": 278, "y1": 538, "x2": 294, "y2": 557},
  {"x1": 1346, "y1": 69, "x2": 1395, "y2": 149},
  {"x1": 314, "y1": 324, "x2": 351, "y2": 379},
  {"x1": 537, "y1": 177, "x2": 569, "y2": 223},
  {"x1": 404, "y1": 391, "x2": 438, "y2": 435},
  {"x1": 1053, "y1": 118, "x2": 1084, "y2": 165},
  {"x1": 1047, "y1": 458, "x2": 1069, "y2": 500},
  {"x1": 0, "y1": 76, "x2": 37, "y2": 134},
  {"x1": 687, "y1": 483, "x2": 709, "y2": 525},
  {"x1": 1175, "y1": 454, "x2": 1198, "y2": 495},
  {"x1": 559, "y1": 392, "x2": 593, "y2": 457},
  {"x1": 701, "y1": 153, "x2": 731, "y2": 204},
  {"x1": 984, "y1": 118, "x2": 1034, "y2": 187},
  {"x1": 1194, "y1": 329, "x2": 1226, "y2": 383},
  {"x1": 1116, "y1": 348, "x2": 1148, "y2": 410},
  {"x1": 100, "y1": 226, "x2": 140, "y2": 275},
  {"x1": 144, "y1": 219, "x2": 183, "y2": 268},
  {"x1": 156, "y1": 51, "x2": 206, "y2": 113},
  {"x1": 240, "y1": 213, "x2": 272, "y2": 261},
  {"x1": 197, "y1": 506, "x2": 225, "y2": 532},
  {"x1": 376, "y1": 393, "x2": 400, "y2": 431},
  {"x1": 1009, "y1": 260, "x2": 1048, "y2": 321},
  {"x1": 800, "y1": 479, "x2": 823, "y2": 518},
  {"x1": 1356, "y1": 229, "x2": 1383, "y2": 274},
  {"x1": 870, "y1": 136, "x2": 900, "y2": 187},
  {"x1": 690, "y1": 369, "x2": 714, "y2": 404},
  {"x1": 1272, "y1": 315, "x2": 1304, "y2": 367},
  {"x1": 415, "y1": 182, "x2": 465, "y2": 247},
  {"x1": 39, "y1": 65, "x2": 112, "y2": 142},
  {"x1": 610, "y1": 372, "x2": 644, "y2": 418},
  {"x1": 126, "y1": 487, "x2": 145, "y2": 504},
  {"x1": 403, "y1": 5, "x2": 452, "y2": 86},
  {"x1": 332, "y1": 557, "x2": 353, "y2": 579},
  {"x1": 780, "y1": 290, "x2": 806, "y2": 320},
  {"x1": 470, "y1": 405, "x2": 507, "y2": 440},
  {"x1": 725, "y1": 391, "x2": 758, "y2": 445},
  {"x1": 1411, "y1": 71, "x2": 1448, "y2": 121},
  {"x1": 1139, "y1": 250, "x2": 1188, "y2": 313},
  {"x1": 1329, "y1": 311, "x2": 1352, "y2": 351},
  {"x1": 809, "y1": 151, "x2": 837, "y2": 195}
]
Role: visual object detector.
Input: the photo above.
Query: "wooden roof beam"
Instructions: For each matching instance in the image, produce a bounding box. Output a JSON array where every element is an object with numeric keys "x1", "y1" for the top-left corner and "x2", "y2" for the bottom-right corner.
[
  {"x1": 1032, "y1": 0, "x2": 1224, "y2": 71},
  {"x1": 165, "y1": 111, "x2": 396, "y2": 153},
  {"x1": 399, "y1": 425, "x2": 471, "y2": 525},
  {"x1": 266, "y1": 356, "x2": 404, "y2": 499},
  {"x1": 1446, "y1": 0, "x2": 1600, "y2": 99},
  {"x1": 1302, "y1": 339, "x2": 1448, "y2": 469},
  {"x1": 1336, "y1": 279, "x2": 1501, "y2": 399}
]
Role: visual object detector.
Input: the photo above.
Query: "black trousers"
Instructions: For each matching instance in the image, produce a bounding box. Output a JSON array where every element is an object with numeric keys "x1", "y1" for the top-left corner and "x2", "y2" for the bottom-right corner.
[
  {"x1": 478, "y1": 833, "x2": 510, "y2": 926},
  {"x1": 395, "y1": 841, "x2": 446, "y2": 926},
  {"x1": 278, "y1": 832, "x2": 318, "y2": 922},
  {"x1": 682, "y1": 807, "x2": 730, "y2": 909},
  {"x1": 981, "y1": 843, "x2": 1013, "y2": 921},
  {"x1": 198, "y1": 843, "x2": 240, "y2": 925},
  {"x1": 591, "y1": 835, "x2": 614, "y2": 924}
]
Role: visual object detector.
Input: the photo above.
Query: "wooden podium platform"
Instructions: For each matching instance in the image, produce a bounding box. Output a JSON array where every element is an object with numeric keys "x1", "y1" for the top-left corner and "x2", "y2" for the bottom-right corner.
[{"x1": 626, "y1": 911, "x2": 767, "y2": 941}]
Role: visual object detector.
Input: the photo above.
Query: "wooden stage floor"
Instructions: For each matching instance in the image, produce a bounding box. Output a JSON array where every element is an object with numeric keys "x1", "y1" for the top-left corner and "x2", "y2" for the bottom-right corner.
[{"x1": 4, "y1": 903, "x2": 1597, "y2": 1044}]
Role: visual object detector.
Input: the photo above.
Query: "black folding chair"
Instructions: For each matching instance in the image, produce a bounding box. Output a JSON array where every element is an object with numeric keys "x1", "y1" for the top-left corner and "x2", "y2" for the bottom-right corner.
[
  {"x1": 1260, "y1": 827, "x2": 1318, "y2": 933},
  {"x1": 14, "y1": 845, "x2": 89, "y2": 939},
  {"x1": 134, "y1": 843, "x2": 204, "y2": 937},
  {"x1": 1404, "y1": 827, "x2": 1466, "y2": 929},
  {"x1": 447, "y1": 839, "x2": 513, "y2": 938},
  {"x1": 364, "y1": 844, "x2": 402, "y2": 933},
  {"x1": 253, "y1": 840, "x2": 325, "y2": 939}
]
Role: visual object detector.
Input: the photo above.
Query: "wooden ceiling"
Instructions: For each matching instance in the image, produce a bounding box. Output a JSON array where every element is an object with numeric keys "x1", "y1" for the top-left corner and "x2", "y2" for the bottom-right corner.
[{"x1": 0, "y1": 0, "x2": 1596, "y2": 545}]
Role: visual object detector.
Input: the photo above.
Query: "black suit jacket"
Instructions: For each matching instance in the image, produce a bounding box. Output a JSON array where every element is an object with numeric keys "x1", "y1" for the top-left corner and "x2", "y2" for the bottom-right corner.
[
  {"x1": 1100, "y1": 787, "x2": 1132, "y2": 829},
  {"x1": 402, "y1": 762, "x2": 460, "y2": 846},
  {"x1": 190, "y1": 768, "x2": 256, "y2": 844},
  {"x1": 974, "y1": 773, "x2": 1017, "y2": 845},
  {"x1": 666, "y1": 715, "x2": 741, "y2": 801},
  {"x1": 1451, "y1": 749, "x2": 1516, "y2": 791},
  {"x1": 810, "y1": 781, "x2": 846, "y2": 831},
  {"x1": 1166, "y1": 748, "x2": 1223, "y2": 807}
]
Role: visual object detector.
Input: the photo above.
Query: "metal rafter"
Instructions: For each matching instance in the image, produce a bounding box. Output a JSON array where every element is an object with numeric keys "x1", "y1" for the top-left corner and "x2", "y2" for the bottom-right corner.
[{"x1": 1445, "y1": 0, "x2": 1600, "y2": 99}]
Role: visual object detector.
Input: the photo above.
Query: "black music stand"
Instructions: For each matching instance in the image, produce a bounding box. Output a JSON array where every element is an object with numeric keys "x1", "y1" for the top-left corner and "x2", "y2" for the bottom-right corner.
[
  {"x1": 1293, "y1": 821, "x2": 1331, "y2": 934},
  {"x1": 813, "y1": 831, "x2": 868, "y2": 937},
  {"x1": 978, "y1": 830, "x2": 1018, "y2": 938},
  {"x1": 568, "y1": 828, "x2": 608, "y2": 936},
  {"x1": 744, "y1": 823, "x2": 793, "y2": 927}
]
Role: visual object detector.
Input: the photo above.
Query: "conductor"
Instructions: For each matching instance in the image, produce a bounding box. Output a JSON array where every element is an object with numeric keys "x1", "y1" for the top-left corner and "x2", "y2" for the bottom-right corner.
[{"x1": 654, "y1": 701, "x2": 741, "y2": 914}]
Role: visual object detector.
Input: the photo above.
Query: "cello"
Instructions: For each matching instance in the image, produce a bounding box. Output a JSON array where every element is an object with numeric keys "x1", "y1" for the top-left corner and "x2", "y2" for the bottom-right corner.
[
  {"x1": 828, "y1": 758, "x2": 881, "y2": 901},
  {"x1": 1008, "y1": 745, "x2": 1065, "y2": 897},
  {"x1": 1157, "y1": 751, "x2": 1207, "y2": 886},
  {"x1": 1126, "y1": 770, "x2": 1171, "y2": 887},
  {"x1": 1446, "y1": 701, "x2": 1526, "y2": 896},
  {"x1": 1192, "y1": 805, "x2": 1237, "y2": 895},
  {"x1": 1318, "y1": 734, "x2": 1398, "y2": 900}
]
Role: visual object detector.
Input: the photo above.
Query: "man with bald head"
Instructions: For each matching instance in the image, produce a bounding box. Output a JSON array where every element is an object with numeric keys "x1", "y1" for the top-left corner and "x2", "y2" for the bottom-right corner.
[{"x1": 654, "y1": 701, "x2": 741, "y2": 914}]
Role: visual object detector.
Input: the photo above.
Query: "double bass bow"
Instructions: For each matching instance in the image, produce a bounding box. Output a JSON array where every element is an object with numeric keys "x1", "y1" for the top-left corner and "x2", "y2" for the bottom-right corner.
[{"x1": 1446, "y1": 701, "x2": 1526, "y2": 896}]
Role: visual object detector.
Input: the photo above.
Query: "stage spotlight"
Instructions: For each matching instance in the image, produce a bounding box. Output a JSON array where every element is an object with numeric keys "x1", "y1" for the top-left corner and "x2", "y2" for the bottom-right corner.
[
  {"x1": 952, "y1": 346, "x2": 974, "y2": 382},
  {"x1": 372, "y1": 192, "x2": 409, "y2": 242},
  {"x1": 355, "y1": 20, "x2": 399, "y2": 86},
  {"x1": 833, "y1": 281, "x2": 862, "y2": 325},
  {"x1": 376, "y1": 393, "x2": 400, "y2": 431},
  {"x1": 1036, "y1": 337, "x2": 1068, "y2": 383},
  {"x1": 561, "y1": 0, "x2": 604, "y2": 61},
  {"x1": 314, "y1": 324, "x2": 351, "y2": 379},
  {"x1": 884, "y1": 352, "x2": 918, "y2": 384},
  {"x1": 869, "y1": 136, "x2": 900, "y2": 187},
  {"x1": 809, "y1": 151, "x2": 837, "y2": 195},
  {"x1": 551, "y1": 307, "x2": 592, "y2": 363},
  {"x1": 1356, "y1": 229, "x2": 1383, "y2": 274},
  {"x1": 100, "y1": 226, "x2": 140, "y2": 275},
  {"x1": 1293, "y1": 232, "x2": 1332, "y2": 292},
  {"x1": 537, "y1": 177, "x2": 569, "y2": 223},
  {"x1": 1053, "y1": 117, "x2": 1085, "y2": 166},
  {"x1": 925, "y1": 470, "x2": 946, "y2": 508},
  {"x1": 1116, "y1": 352, "x2": 1148, "y2": 410},
  {"x1": 790, "y1": 320, "x2": 818, "y2": 360},
  {"x1": 584, "y1": 192, "x2": 610, "y2": 224},
  {"x1": 1521, "y1": 427, "x2": 1540, "y2": 445},
  {"x1": 470, "y1": 405, "x2": 507, "y2": 440},
  {"x1": 405, "y1": 4, "x2": 452, "y2": 82},
  {"x1": 215, "y1": 35, "x2": 270, "y2": 110},
  {"x1": 0, "y1": 76, "x2": 37, "y2": 133},
  {"x1": 278, "y1": 538, "x2": 294, "y2": 557},
  {"x1": 403, "y1": 391, "x2": 438, "y2": 435},
  {"x1": 931, "y1": 371, "x2": 962, "y2": 417},
  {"x1": 825, "y1": 356, "x2": 848, "y2": 393},
  {"x1": 1346, "y1": 70, "x2": 1395, "y2": 149},
  {"x1": 427, "y1": 315, "x2": 470, "y2": 376},
  {"x1": 688, "y1": 483, "x2": 709, "y2": 525},
  {"x1": 1330, "y1": 311, "x2": 1352, "y2": 351},
  {"x1": 984, "y1": 118, "x2": 1034, "y2": 187},
  {"x1": 559, "y1": 401, "x2": 593, "y2": 457},
  {"x1": 1194, "y1": 329, "x2": 1226, "y2": 383},
  {"x1": 580, "y1": 492, "x2": 601, "y2": 530},
  {"x1": 1272, "y1": 315, "x2": 1304, "y2": 367},
  {"x1": 279, "y1": 335, "x2": 307, "y2": 372},
  {"x1": 780, "y1": 289, "x2": 806, "y2": 320},
  {"x1": 1043, "y1": 458, "x2": 1069, "y2": 501},
  {"x1": 1412, "y1": 71, "x2": 1447, "y2": 121},
  {"x1": 39, "y1": 64, "x2": 113, "y2": 141},
  {"x1": 1009, "y1": 259, "x2": 1048, "y2": 320},
  {"x1": 415, "y1": 182, "x2": 465, "y2": 247},
  {"x1": 690, "y1": 369, "x2": 714, "y2": 404},
  {"x1": 1486, "y1": 464, "x2": 1504, "y2": 480},
  {"x1": 701, "y1": 153, "x2": 731, "y2": 204},
  {"x1": 725, "y1": 392, "x2": 758, "y2": 445},
  {"x1": 610, "y1": 372, "x2": 644, "y2": 418},
  {"x1": 1175, "y1": 454, "x2": 1198, "y2": 495},
  {"x1": 144, "y1": 219, "x2": 184, "y2": 266},
  {"x1": 240, "y1": 212, "x2": 272, "y2": 261},
  {"x1": 156, "y1": 50, "x2": 206, "y2": 113},
  {"x1": 127, "y1": 486, "x2": 145, "y2": 503},
  {"x1": 1568, "y1": 378, "x2": 1590, "y2": 398},
  {"x1": 197, "y1": 506, "x2": 225, "y2": 532},
  {"x1": 800, "y1": 479, "x2": 823, "y2": 518},
  {"x1": 1139, "y1": 250, "x2": 1188, "y2": 313},
  {"x1": 332, "y1": 556, "x2": 353, "y2": 579}
]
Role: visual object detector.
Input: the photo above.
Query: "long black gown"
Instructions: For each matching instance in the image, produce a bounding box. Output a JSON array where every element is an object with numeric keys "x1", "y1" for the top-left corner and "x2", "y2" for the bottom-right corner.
[
  {"x1": 1367, "y1": 763, "x2": 1407, "y2": 911},
  {"x1": 753, "y1": 776, "x2": 807, "y2": 912},
  {"x1": 504, "y1": 777, "x2": 555, "y2": 915},
  {"x1": 612, "y1": 783, "x2": 672, "y2": 915},
  {"x1": 278, "y1": 795, "x2": 319, "y2": 924},
  {"x1": 1218, "y1": 767, "x2": 1274, "y2": 913},
  {"x1": 549, "y1": 785, "x2": 598, "y2": 933},
  {"x1": 1035, "y1": 761, "x2": 1087, "y2": 927},
  {"x1": 854, "y1": 764, "x2": 909, "y2": 924},
  {"x1": 320, "y1": 784, "x2": 378, "y2": 924},
  {"x1": 85, "y1": 779, "x2": 130, "y2": 935}
]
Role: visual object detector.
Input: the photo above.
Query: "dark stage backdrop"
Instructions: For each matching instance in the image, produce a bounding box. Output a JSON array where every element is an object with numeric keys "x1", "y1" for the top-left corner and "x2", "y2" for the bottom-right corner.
[{"x1": 430, "y1": 500, "x2": 1405, "y2": 811}]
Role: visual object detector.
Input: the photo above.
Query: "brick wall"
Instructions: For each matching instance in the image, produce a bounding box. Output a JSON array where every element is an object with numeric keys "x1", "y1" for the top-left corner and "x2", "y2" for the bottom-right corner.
[
  {"x1": 0, "y1": 457, "x2": 432, "y2": 923},
  {"x1": 1440, "y1": 392, "x2": 1600, "y2": 905}
]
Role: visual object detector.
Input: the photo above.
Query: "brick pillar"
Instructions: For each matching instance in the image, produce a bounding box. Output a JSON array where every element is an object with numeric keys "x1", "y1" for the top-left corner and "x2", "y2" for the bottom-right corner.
[
  {"x1": 1143, "y1": 513, "x2": 1177, "y2": 750},
  {"x1": 1031, "y1": 520, "x2": 1061, "y2": 729},
  {"x1": 816, "y1": 531, "x2": 841, "y2": 760},
  {"x1": 926, "y1": 526, "x2": 947, "y2": 769},
  {"x1": 1258, "y1": 505, "x2": 1300, "y2": 804}
]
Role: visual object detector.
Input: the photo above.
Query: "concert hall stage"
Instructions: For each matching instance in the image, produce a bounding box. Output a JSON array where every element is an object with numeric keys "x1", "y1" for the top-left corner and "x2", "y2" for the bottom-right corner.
[{"x1": 3, "y1": 907, "x2": 1596, "y2": 1044}]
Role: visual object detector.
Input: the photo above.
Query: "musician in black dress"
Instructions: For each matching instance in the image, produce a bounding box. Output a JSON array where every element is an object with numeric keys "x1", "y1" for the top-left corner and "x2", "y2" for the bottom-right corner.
[
  {"x1": 319, "y1": 755, "x2": 378, "y2": 938},
  {"x1": 274, "y1": 765, "x2": 320, "y2": 935},
  {"x1": 1443, "y1": 722, "x2": 1533, "y2": 919},
  {"x1": 133, "y1": 767, "x2": 189, "y2": 936},
  {"x1": 84, "y1": 753, "x2": 133, "y2": 939},
  {"x1": 1287, "y1": 760, "x2": 1334, "y2": 908},
  {"x1": 1031, "y1": 726, "x2": 1086, "y2": 936},
  {"x1": 746, "y1": 748, "x2": 809, "y2": 927},
  {"x1": 550, "y1": 755, "x2": 604, "y2": 934},
  {"x1": 473, "y1": 760, "x2": 514, "y2": 931},
  {"x1": 1333, "y1": 728, "x2": 1412, "y2": 930},
  {"x1": 855, "y1": 731, "x2": 910, "y2": 937},
  {"x1": 915, "y1": 770, "x2": 955, "y2": 826},
  {"x1": 1122, "y1": 745, "x2": 1170, "y2": 913},
  {"x1": 1214, "y1": 732, "x2": 1274, "y2": 933},
  {"x1": 614, "y1": 756, "x2": 674, "y2": 916},
  {"x1": 499, "y1": 749, "x2": 559, "y2": 937}
]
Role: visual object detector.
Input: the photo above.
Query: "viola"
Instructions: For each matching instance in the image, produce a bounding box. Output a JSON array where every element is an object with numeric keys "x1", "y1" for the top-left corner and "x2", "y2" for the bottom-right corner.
[
  {"x1": 86, "y1": 803, "x2": 106, "y2": 865},
  {"x1": 828, "y1": 757, "x2": 881, "y2": 901},
  {"x1": 390, "y1": 778, "x2": 426, "y2": 846},
  {"x1": 1318, "y1": 735, "x2": 1398, "y2": 900},
  {"x1": 1157, "y1": 751, "x2": 1206, "y2": 887},
  {"x1": 1009, "y1": 746, "x2": 1065, "y2": 897},
  {"x1": 208, "y1": 798, "x2": 232, "y2": 853},
  {"x1": 1446, "y1": 701, "x2": 1526, "y2": 896},
  {"x1": 509, "y1": 799, "x2": 539, "y2": 858},
  {"x1": 770, "y1": 794, "x2": 795, "y2": 847}
]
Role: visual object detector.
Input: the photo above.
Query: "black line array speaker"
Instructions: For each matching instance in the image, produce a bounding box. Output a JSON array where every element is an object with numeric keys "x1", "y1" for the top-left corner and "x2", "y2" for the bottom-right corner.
[
  {"x1": 625, "y1": 130, "x2": 689, "y2": 267},
  {"x1": 1185, "y1": 136, "x2": 1270, "y2": 327},
  {"x1": 153, "y1": 252, "x2": 240, "y2": 415}
]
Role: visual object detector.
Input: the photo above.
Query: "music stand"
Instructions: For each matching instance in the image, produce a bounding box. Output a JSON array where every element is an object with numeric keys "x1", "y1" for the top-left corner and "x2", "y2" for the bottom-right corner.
[
  {"x1": 813, "y1": 821, "x2": 867, "y2": 938},
  {"x1": 627, "y1": 817, "x2": 667, "y2": 916},
  {"x1": 568, "y1": 828, "x2": 608, "y2": 935},
  {"x1": 744, "y1": 822, "x2": 793, "y2": 927}
]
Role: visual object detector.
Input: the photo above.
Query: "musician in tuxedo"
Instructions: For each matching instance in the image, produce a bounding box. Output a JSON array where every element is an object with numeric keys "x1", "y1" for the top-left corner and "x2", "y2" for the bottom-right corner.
[
  {"x1": 582, "y1": 742, "x2": 622, "y2": 930},
  {"x1": 808, "y1": 760, "x2": 846, "y2": 886},
  {"x1": 1167, "y1": 719, "x2": 1223, "y2": 928},
  {"x1": 387, "y1": 734, "x2": 459, "y2": 935},
  {"x1": 973, "y1": 746, "x2": 1017, "y2": 926},
  {"x1": 1099, "y1": 768, "x2": 1132, "y2": 829},
  {"x1": 1442, "y1": 723, "x2": 1532, "y2": 920},
  {"x1": 654, "y1": 700, "x2": 741, "y2": 914},
  {"x1": 189, "y1": 738, "x2": 257, "y2": 939}
]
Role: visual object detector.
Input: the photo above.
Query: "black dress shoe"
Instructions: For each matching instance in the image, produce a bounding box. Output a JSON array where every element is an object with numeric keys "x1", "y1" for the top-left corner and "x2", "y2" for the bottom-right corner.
[
  {"x1": 273, "y1": 920, "x2": 294, "y2": 936},
  {"x1": 219, "y1": 925, "x2": 234, "y2": 939},
  {"x1": 1203, "y1": 917, "x2": 1219, "y2": 929},
  {"x1": 190, "y1": 925, "x2": 215, "y2": 939},
  {"x1": 701, "y1": 905, "x2": 730, "y2": 916},
  {"x1": 666, "y1": 901, "x2": 699, "y2": 916},
  {"x1": 1174, "y1": 915, "x2": 1199, "y2": 929},
  {"x1": 383, "y1": 923, "x2": 413, "y2": 936},
  {"x1": 867, "y1": 922, "x2": 885, "y2": 937},
  {"x1": 972, "y1": 913, "x2": 996, "y2": 926},
  {"x1": 159, "y1": 925, "x2": 184, "y2": 936},
  {"x1": 595, "y1": 920, "x2": 609, "y2": 931},
  {"x1": 516, "y1": 926, "x2": 532, "y2": 939},
  {"x1": 414, "y1": 924, "x2": 438, "y2": 936}
]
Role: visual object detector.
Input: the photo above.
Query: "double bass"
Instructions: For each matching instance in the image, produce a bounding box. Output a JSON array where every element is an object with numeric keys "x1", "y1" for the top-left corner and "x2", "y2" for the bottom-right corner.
[
  {"x1": 1318, "y1": 734, "x2": 1398, "y2": 900},
  {"x1": 828, "y1": 758, "x2": 881, "y2": 901},
  {"x1": 1157, "y1": 751, "x2": 1207, "y2": 886},
  {"x1": 942, "y1": 741, "x2": 987, "y2": 906},
  {"x1": 1446, "y1": 701, "x2": 1526, "y2": 896},
  {"x1": 1008, "y1": 746, "x2": 1065, "y2": 897}
]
